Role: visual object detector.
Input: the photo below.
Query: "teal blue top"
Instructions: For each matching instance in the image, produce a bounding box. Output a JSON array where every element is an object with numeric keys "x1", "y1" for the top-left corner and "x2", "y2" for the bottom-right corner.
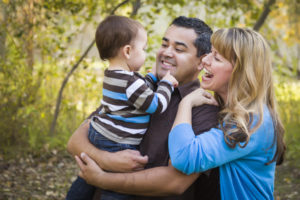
[{"x1": 168, "y1": 107, "x2": 276, "y2": 200}]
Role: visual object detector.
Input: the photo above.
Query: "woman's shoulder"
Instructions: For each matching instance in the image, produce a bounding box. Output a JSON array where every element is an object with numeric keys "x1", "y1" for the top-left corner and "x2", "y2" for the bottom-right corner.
[{"x1": 250, "y1": 105, "x2": 275, "y2": 145}]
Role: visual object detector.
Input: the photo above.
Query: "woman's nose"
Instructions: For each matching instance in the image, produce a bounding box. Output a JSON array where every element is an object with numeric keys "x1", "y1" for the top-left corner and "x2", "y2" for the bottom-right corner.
[{"x1": 202, "y1": 53, "x2": 211, "y2": 65}]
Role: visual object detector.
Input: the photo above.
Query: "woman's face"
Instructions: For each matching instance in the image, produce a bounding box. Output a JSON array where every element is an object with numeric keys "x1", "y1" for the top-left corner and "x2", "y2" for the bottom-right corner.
[{"x1": 201, "y1": 47, "x2": 233, "y2": 101}]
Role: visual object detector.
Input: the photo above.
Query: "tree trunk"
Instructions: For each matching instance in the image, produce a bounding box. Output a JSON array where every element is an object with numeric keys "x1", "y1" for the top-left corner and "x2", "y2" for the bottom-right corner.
[
  {"x1": 0, "y1": 1, "x2": 7, "y2": 62},
  {"x1": 253, "y1": 0, "x2": 276, "y2": 31},
  {"x1": 25, "y1": 0, "x2": 35, "y2": 71},
  {"x1": 49, "y1": 0, "x2": 139, "y2": 135}
]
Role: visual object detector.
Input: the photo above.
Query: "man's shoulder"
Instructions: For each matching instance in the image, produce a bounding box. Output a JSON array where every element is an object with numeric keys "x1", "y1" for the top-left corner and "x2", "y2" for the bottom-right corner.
[
  {"x1": 191, "y1": 104, "x2": 220, "y2": 135},
  {"x1": 192, "y1": 104, "x2": 220, "y2": 116}
]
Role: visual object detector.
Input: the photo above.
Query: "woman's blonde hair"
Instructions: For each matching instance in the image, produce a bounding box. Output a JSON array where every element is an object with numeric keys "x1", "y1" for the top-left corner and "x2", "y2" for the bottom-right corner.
[{"x1": 211, "y1": 28, "x2": 285, "y2": 164}]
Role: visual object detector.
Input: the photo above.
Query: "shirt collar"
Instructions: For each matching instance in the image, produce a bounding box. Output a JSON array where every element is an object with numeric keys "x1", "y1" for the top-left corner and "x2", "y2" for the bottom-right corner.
[{"x1": 176, "y1": 79, "x2": 200, "y2": 98}]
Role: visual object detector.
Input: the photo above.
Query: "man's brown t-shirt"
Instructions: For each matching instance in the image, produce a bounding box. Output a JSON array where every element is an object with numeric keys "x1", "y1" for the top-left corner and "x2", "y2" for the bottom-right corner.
[{"x1": 136, "y1": 79, "x2": 220, "y2": 200}]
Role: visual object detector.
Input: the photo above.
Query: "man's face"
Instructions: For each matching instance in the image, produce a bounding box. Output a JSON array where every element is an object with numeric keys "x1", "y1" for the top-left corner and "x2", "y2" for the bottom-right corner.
[{"x1": 156, "y1": 25, "x2": 202, "y2": 85}]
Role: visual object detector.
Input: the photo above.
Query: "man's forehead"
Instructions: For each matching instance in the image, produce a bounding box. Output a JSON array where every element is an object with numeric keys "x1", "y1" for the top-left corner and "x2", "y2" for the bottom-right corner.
[{"x1": 163, "y1": 25, "x2": 196, "y2": 44}]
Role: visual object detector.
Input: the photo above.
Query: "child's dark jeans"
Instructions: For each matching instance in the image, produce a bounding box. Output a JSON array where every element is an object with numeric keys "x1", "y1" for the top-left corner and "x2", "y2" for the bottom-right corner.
[{"x1": 66, "y1": 125, "x2": 138, "y2": 200}]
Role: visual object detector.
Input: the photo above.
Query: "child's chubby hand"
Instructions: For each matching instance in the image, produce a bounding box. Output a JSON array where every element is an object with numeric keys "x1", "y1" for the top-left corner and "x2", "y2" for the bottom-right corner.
[{"x1": 162, "y1": 70, "x2": 178, "y2": 88}]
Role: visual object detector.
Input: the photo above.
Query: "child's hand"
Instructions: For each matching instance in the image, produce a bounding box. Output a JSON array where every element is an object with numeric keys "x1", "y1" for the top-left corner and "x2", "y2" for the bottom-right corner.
[{"x1": 162, "y1": 70, "x2": 178, "y2": 87}]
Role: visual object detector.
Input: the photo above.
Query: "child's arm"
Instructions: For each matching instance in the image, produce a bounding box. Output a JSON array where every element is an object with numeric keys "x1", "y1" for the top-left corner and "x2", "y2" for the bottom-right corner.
[
  {"x1": 126, "y1": 72, "x2": 177, "y2": 114},
  {"x1": 144, "y1": 72, "x2": 158, "y2": 91}
]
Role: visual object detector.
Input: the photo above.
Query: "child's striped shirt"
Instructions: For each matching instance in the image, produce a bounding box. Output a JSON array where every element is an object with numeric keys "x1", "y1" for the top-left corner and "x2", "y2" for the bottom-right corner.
[{"x1": 90, "y1": 69, "x2": 173, "y2": 145}]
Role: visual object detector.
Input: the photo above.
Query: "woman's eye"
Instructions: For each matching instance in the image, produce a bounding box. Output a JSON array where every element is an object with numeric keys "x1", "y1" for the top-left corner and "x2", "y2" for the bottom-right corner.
[{"x1": 214, "y1": 56, "x2": 220, "y2": 61}]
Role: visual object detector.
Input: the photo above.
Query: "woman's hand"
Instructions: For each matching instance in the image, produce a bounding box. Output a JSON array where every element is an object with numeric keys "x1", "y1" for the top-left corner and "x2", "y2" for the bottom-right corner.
[
  {"x1": 182, "y1": 88, "x2": 218, "y2": 107},
  {"x1": 172, "y1": 88, "x2": 218, "y2": 129}
]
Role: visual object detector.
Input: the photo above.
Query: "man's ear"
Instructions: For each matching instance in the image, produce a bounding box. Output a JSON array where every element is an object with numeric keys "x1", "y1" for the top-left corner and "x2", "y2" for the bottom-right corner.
[{"x1": 122, "y1": 45, "x2": 132, "y2": 59}]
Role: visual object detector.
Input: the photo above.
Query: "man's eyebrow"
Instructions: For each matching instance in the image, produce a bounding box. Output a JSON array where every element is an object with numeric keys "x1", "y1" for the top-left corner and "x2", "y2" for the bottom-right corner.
[
  {"x1": 162, "y1": 37, "x2": 188, "y2": 48},
  {"x1": 175, "y1": 41, "x2": 188, "y2": 48}
]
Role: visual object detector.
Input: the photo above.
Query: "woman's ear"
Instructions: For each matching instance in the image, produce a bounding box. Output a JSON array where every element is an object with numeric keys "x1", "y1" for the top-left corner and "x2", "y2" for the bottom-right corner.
[{"x1": 122, "y1": 45, "x2": 132, "y2": 59}]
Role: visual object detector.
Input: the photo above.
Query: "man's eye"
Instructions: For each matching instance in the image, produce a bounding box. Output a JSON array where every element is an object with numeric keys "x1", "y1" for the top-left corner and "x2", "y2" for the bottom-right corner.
[
  {"x1": 176, "y1": 48, "x2": 184, "y2": 52},
  {"x1": 161, "y1": 44, "x2": 168, "y2": 47}
]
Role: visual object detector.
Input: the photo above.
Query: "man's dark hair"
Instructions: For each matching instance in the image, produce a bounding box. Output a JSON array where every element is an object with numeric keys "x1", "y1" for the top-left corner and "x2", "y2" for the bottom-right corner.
[
  {"x1": 95, "y1": 15, "x2": 143, "y2": 60},
  {"x1": 171, "y1": 16, "x2": 212, "y2": 57}
]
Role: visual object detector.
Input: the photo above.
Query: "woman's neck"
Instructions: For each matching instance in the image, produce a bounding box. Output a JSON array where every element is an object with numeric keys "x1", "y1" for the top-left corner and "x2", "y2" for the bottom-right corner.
[{"x1": 218, "y1": 92, "x2": 227, "y2": 104}]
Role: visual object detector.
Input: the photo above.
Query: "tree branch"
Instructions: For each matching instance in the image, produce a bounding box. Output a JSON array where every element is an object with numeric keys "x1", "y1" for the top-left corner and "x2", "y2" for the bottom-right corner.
[
  {"x1": 131, "y1": 0, "x2": 142, "y2": 17},
  {"x1": 253, "y1": 0, "x2": 276, "y2": 31},
  {"x1": 49, "y1": 0, "x2": 132, "y2": 135},
  {"x1": 110, "y1": 0, "x2": 130, "y2": 15}
]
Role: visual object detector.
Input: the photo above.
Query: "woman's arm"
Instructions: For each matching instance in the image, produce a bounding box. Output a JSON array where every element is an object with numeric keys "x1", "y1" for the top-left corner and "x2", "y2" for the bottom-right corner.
[
  {"x1": 76, "y1": 152, "x2": 199, "y2": 196},
  {"x1": 67, "y1": 120, "x2": 148, "y2": 172},
  {"x1": 168, "y1": 89, "x2": 265, "y2": 174}
]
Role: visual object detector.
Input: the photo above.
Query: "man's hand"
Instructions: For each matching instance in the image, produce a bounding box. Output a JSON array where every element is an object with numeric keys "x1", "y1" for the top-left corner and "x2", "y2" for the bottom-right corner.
[
  {"x1": 76, "y1": 152, "x2": 106, "y2": 187},
  {"x1": 103, "y1": 149, "x2": 149, "y2": 172}
]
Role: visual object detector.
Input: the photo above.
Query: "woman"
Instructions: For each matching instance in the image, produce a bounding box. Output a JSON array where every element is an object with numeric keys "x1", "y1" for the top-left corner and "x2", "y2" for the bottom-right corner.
[
  {"x1": 75, "y1": 28, "x2": 285, "y2": 199},
  {"x1": 169, "y1": 27, "x2": 285, "y2": 199}
]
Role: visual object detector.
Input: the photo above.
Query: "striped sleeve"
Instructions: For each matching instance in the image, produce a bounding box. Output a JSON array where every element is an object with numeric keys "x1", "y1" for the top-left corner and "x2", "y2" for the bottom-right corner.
[
  {"x1": 126, "y1": 74, "x2": 173, "y2": 114},
  {"x1": 144, "y1": 72, "x2": 158, "y2": 91}
]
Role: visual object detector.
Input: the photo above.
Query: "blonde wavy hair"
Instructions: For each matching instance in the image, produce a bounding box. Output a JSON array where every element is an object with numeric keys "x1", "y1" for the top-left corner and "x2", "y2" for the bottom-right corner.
[{"x1": 211, "y1": 28, "x2": 285, "y2": 164}]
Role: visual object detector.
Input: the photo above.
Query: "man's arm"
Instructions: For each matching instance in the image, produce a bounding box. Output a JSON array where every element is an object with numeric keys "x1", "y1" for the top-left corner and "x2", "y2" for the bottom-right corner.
[
  {"x1": 67, "y1": 120, "x2": 148, "y2": 172},
  {"x1": 76, "y1": 153, "x2": 200, "y2": 196}
]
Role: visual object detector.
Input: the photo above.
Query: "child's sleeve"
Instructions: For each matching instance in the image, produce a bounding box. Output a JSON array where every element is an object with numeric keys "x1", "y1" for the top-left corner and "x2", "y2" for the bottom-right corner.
[
  {"x1": 126, "y1": 75, "x2": 173, "y2": 114},
  {"x1": 144, "y1": 72, "x2": 158, "y2": 91}
]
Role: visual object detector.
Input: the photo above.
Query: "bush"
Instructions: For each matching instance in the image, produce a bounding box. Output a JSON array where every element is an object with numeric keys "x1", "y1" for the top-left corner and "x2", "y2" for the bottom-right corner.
[{"x1": 276, "y1": 80, "x2": 300, "y2": 167}]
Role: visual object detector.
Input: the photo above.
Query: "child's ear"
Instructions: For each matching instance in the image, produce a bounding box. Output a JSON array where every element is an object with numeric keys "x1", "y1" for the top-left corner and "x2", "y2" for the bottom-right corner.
[{"x1": 122, "y1": 45, "x2": 132, "y2": 59}]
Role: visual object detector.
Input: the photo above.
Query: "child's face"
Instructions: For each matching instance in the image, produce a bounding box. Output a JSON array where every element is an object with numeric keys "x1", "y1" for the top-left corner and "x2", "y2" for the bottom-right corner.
[{"x1": 127, "y1": 28, "x2": 147, "y2": 72}]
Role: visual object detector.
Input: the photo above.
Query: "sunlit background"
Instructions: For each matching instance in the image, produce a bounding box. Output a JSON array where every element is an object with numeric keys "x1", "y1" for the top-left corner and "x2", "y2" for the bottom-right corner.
[{"x1": 0, "y1": 0, "x2": 299, "y2": 199}]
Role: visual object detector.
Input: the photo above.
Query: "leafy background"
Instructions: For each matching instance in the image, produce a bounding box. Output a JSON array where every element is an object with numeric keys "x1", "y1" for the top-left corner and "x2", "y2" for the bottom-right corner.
[{"x1": 0, "y1": 0, "x2": 299, "y2": 199}]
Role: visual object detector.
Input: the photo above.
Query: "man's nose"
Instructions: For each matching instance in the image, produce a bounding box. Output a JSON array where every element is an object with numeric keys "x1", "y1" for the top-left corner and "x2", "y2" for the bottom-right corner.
[{"x1": 162, "y1": 46, "x2": 173, "y2": 57}]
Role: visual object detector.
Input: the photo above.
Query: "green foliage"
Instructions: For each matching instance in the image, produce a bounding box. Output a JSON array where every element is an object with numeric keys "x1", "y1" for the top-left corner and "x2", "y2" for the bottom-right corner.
[
  {"x1": 275, "y1": 79, "x2": 300, "y2": 167},
  {"x1": 1, "y1": 0, "x2": 299, "y2": 164}
]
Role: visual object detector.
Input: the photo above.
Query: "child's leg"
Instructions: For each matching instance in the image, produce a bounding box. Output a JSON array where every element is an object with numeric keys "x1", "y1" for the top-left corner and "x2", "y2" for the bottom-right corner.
[
  {"x1": 66, "y1": 176, "x2": 95, "y2": 200},
  {"x1": 88, "y1": 125, "x2": 138, "y2": 200}
]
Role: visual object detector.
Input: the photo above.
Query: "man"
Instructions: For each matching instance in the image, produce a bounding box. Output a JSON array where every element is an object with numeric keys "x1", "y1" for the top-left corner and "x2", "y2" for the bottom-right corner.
[{"x1": 67, "y1": 16, "x2": 220, "y2": 199}]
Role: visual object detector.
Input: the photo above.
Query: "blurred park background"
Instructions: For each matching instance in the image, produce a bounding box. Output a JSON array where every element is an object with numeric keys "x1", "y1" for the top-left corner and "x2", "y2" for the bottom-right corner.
[{"x1": 0, "y1": 0, "x2": 299, "y2": 199}]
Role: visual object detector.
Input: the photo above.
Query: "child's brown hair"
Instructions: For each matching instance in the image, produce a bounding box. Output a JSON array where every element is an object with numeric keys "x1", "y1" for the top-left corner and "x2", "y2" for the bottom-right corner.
[{"x1": 95, "y1": 15, "x2": 144, "y2": 60}]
